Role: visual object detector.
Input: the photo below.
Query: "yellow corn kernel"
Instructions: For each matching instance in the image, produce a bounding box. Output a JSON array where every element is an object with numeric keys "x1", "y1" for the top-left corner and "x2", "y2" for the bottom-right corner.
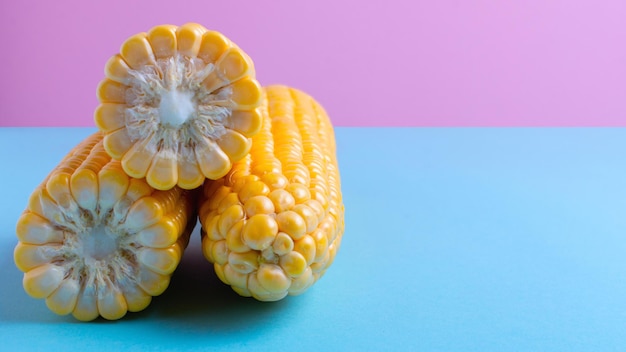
[
  {"x1": 218, "y1": 204, "x2": 245, "y2": 235},
  {"x1": 95, "y1": 23, "x2": 262, "y2": 191},
  {"x1": 279, "y1": 251, "x2": 307, "y2": 277},
  {"x1": 13, "y1": 133, "x2": 197, "y2": 321},
  {"x1": 120, "y1": 33, "x2": 156, "y2": 69},
  {"x1": 119, "y1": 280, "x2": 152, "y2": 312},
  {"x1": 210, "y1": 240, "x2": 229, "y2": 265},
  {"x1": 46, "y1": 278, "x2": 81, "y2": 316},
  {"x1": 288, "y1": 267, "x2": 314, "y2": 295},
  {"x1": 97, "y1": 289, "x2": 128, "y2": 321},
  {"x1": 225, "y1": 221, "x2": 250, "y2": 253},
  {"x1": 268, "y1": 189, "x2": 295, "y2": 212},
  {"x1": 223, "y1": 263, "x2": 249, "y2": 289},
  {"x1": 276, "y1": 211, "x2": 307, "y2": 240},
  {"x1": 272, "y1": 232, "x2": 295, "y2": 256},
  {"x1": 148, "y1": 24, "x2": 177, "y2": 59},
  {"x1": 228, "y1": 251, "x2": 259, "y2": 274},
  {"x1": 199, "y1": 85, "x2": 345, "y2": 301},
  {"x1": 176, "y1": 23, "x2": 206, "y2": 57},
  {"x1": 23, "y1": 263, "x2": 64, "y2": 299},
  {"x1": 243, "y1": 195, "x2": 275, "y2": 216},
  {"x1": 256, "y1": 263, "x2": 290, "y2": 293},
  {"x1": 241, "y1": 214, "x2": 279, "y2": 250}
]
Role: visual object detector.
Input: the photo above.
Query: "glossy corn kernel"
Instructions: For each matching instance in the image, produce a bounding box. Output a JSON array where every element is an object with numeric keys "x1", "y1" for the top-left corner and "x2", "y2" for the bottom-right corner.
[
  {"x1": 95, "y1": 23, "x2": 263, "y2": 191},
  {"x1": 199, "y1": 85, "x2": 345, "y2": 301},
  {"x1": 14, "y1": 133, "x2": 196, "y2": 321}
]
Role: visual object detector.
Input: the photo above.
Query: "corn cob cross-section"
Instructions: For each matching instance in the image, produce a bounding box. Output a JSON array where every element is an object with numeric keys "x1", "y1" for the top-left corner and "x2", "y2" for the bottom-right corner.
[
  {"x1": 199, "y1": 85, "x2": 345, "y2": 301},
  {"x1": 14, "y1": 133, "x2": 196, "y2": 321},
  {"x1": 95, "y1": 23, "x2": 263, "y2": 191}
]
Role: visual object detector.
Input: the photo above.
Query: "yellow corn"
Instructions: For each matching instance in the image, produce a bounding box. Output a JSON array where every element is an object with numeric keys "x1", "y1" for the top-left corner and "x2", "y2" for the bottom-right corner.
[
  {"x1": 14, "y1": 132, "x2": 196, "y2": 321},
  {"x1": 95, "y1": 23, "x2": 263, "y2": 191},
  {"x1": 198, "y1": 85, "x2": 344, "y2": 301}
]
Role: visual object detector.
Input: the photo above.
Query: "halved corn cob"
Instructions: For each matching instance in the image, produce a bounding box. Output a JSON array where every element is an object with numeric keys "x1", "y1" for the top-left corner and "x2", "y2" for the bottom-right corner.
[
  {"x1": 198, "y1": 85, "x2": 344, "y2": 301},
  {"x1": 14, "y1": 132, "x2": 196, "y2": 321},
  {"x1": 95, "y1": 23, "x2": 263, "y2": 191}
]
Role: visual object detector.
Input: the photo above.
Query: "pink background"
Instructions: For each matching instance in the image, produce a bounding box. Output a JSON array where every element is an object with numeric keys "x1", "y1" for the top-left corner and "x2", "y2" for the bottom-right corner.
[{"x1": 1, "y1": 0, "x2": 625, "y2": 126}]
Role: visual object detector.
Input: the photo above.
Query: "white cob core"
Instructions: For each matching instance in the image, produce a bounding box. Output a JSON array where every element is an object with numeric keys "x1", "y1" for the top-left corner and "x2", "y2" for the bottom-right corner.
[
  {"x1": 158, "y1": 89, "x2": 195, "y2": 127},
  {"x1": 58, "y1": 209, "x2": 139, "y2": 290},
  {"x1": 78, "y1": 224, "x2": 119, "y2": 262}
]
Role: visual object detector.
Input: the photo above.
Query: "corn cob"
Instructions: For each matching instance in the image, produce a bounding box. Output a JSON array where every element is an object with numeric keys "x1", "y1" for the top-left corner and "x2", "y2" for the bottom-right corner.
[
  {"x1": 198, "y1": 85, "x2": 344, "y2": 301},
  {"x1": 95, "y1": 23, "x2": 263, "y2": 191},
  {"x1": 14, "y1": 132, "x2": 196, "y2": 321}
]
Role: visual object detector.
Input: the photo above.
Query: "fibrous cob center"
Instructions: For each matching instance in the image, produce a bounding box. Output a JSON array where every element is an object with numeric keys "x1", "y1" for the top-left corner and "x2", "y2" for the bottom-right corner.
[
  {"x1": 61, "y1": 209, "x2": 138, "y2": 290},
  {"x1": 125, "y1": 53, "x2": 231, "y2": 142},
  {"x1": 77, "y1": 223, "x2": 121, "y2": 262}
]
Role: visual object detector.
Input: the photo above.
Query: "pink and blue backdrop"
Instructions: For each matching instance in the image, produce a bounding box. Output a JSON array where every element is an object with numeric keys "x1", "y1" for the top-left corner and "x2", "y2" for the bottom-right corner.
[{"x1": 1, "y1": 0, "x2": 625, "y2": 127}]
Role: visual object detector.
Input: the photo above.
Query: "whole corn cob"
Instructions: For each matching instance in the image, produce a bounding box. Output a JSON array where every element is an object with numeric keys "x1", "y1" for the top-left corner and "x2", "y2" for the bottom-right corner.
[
  {"x1": 198, "y1": 85, "x2": 344, "y2": 301},
  {"x1": 14, "y1": 133, "x2": 196, "y2": 321},
  {"x1": 95, "y1": 23, "x2": 263, "y2": 191}
]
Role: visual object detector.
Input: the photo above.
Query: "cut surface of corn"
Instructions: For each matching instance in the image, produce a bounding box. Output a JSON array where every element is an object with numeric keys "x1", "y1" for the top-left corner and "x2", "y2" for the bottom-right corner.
[
  {"x1": 95, "y1": 23, "x2": 263, "y2": 191},
  {"x1": 199, "y1": 85, "x2": 344, "y2": 301},
  {"x1": 14, "y1": 133, "x2": 196, "y2": 321}
]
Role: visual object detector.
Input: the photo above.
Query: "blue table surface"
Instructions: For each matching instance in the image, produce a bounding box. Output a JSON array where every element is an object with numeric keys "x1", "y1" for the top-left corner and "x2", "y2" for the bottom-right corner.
[{"x1": 1, "y1": 127, "x2": 626, "y2": 351}]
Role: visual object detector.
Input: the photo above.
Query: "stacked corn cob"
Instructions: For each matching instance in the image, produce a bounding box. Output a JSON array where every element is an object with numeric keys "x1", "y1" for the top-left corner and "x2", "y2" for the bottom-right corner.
[
  {"x1": 13, "y1": 23, "x2": 344, "y2": 321},
  {"x1": 14, "y1": 134, "x2": 196, "y2": 320}
]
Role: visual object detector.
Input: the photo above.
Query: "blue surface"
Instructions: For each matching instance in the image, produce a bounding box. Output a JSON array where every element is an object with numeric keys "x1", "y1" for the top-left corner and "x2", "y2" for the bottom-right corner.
[{"x1": 1, "y1": 127, "x2": 626, "y2": 351}]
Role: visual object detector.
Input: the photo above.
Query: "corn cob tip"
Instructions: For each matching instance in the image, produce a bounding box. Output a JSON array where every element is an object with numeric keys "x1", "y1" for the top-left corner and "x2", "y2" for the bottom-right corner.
[{"x1": 199, "y1": 85, "x2": 345, "y2": 301}]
